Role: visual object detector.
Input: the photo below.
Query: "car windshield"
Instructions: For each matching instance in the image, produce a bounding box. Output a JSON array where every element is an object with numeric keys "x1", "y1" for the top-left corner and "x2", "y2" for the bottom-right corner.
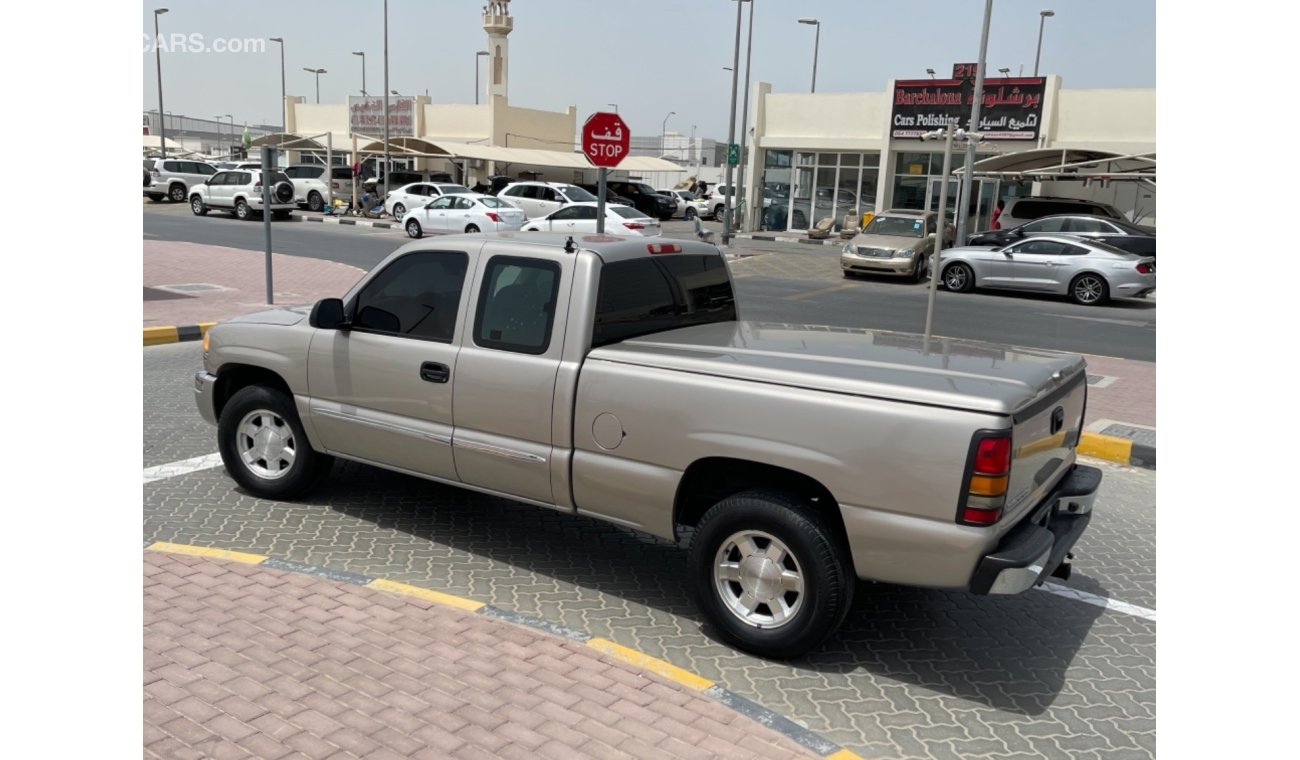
[
  {"x1": 863, "y1": 216, "x2": 925, "y2": 238},
  {"x1": 611, "y1": 206, "x2": 651, "y2": 219},
  {"x1": 478, "y1": 196, "x2": 510, "y2": 208},
  {"x1": 563, "y1": 186, "x2": 598, "y2": 202}
]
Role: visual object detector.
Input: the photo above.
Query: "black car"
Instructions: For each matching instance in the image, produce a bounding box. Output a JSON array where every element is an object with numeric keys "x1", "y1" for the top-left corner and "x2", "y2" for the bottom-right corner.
[
  {"x1": 967, "y1": 214, "x2": 1156, "y2": 257},
  {"x1": 605, "y1": 181, "x2": 677, "y2": 221},
  {"x1": 576, "y1": 183, "x2": 635, "y2": 208}
]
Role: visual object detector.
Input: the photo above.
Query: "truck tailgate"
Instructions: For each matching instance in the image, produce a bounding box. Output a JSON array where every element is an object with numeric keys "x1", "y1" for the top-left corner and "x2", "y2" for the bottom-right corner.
[{"x1": 1002, "y1": 368, "x2": 1089, "y2": 525}]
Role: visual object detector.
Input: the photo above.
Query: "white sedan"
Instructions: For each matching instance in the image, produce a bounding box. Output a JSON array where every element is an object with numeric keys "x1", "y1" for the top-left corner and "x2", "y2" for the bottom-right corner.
[
  {"x1": 520, "y1": 202, "x2": 661, "y2": 236},
  {"x1": 384, "y1": 182, "x2": 471, "y2": 218},
  {"x1": 402, "y1": 193, "x2": 526, "y2": 238}
]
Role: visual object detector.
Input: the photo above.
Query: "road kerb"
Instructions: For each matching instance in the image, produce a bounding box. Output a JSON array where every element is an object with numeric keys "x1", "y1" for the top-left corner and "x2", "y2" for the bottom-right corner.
[
  {"x1": 1079, "y1": 431, "x2": 1154, "y2": 470},
  {"x1": 143, "y1": 322, "x2": 216, "y2": 347},
  {"x1": 143, "y1": 540, "x2": 858, "y2": 758}
]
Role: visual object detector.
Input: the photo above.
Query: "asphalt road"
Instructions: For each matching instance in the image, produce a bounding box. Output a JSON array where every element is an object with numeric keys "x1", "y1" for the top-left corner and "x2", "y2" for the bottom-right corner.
[
  {"x1": 143, "y1": 203, "x2": 1156, "y2": 361},
  {"x1": 145, "y1": 341, "x2": 1156, "y2": 760}
]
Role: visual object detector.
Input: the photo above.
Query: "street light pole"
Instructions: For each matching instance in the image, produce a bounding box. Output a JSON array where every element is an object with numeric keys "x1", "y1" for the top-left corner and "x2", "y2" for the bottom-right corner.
[
  {"x1": 1033, "y1": 9, "x2": 1055, "y2": 77},
  {"x1": 722, "y1": 0, "x2": 743, "y2": 245},
  {"x1": 154, "y1": 8, "x2": 169, "y2": 158},
  {"x1": 475, "y1": 50, "x2": 489, "y2": 104},
  {"x1": 955, "y1": 0, "x2": 993, "y2": 245},
  {"x1": 353, "y1": 51, "x2": 367, "y2": 96},
  {"x1": 382, "y1": 0, "x2": 390, "y2": 199},
  {"x1": 303, "y1": 68, "x2": 326, "y2": 104},
  {"x1": 269, "y1": 37, "x2": 285, "y2": 132},
  {"x1": 798, "y1": 17, "x2": 820, "y2": 93},
  {"x1": 736, "y1": 0, "x2": 755, "y2": 230},
  {"x1": 923, "y1": 123, "x2": 956, "y2": 347},
  {"x1": 661, "y1": 111, "x2": 675, "y2": 156}
]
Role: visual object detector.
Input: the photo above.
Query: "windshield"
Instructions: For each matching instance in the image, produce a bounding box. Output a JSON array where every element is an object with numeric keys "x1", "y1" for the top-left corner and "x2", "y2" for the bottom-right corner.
[
  {"x1": 863, "y1": 215, "x2": 925, "y2": 238},
  {"x1": 563, "y1": 185, "x2": 598, "y2": 202}
]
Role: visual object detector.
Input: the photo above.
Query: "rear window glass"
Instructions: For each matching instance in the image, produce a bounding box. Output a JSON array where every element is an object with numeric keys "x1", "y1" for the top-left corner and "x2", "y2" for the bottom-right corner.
[
  {"x1": 436, "y1": 185, "x2": 471, "y2": 194},
  {"x1": 611, "y1": 206, "x2": 650, "y2": 219},
  {"x1": 478, "y1": 196, "x2": 510, "y2": 208},
  {"x1": 563, "y1": 186, "x2": 598, "y2": 202},
  {"x1": 593, "y1": 255, "x2": 736, "y2": 348}
]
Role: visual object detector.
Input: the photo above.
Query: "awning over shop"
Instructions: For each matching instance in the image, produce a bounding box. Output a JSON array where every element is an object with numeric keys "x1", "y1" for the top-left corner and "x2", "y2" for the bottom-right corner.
[
  {"x1": 143, "y1": 135, "x2": 187, "y2": 153},
  {"x1": 956, "y1": 148, "x2": 1155, "y2": 185}
]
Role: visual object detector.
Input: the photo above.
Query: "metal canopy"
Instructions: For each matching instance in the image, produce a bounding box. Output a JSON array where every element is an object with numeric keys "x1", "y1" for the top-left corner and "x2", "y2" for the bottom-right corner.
[{"x1": 955, "y1": 148, "x2": 1156, "y2": 185}]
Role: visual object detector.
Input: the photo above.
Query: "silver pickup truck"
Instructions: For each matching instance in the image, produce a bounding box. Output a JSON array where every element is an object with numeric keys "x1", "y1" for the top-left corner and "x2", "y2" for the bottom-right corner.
[{"x1": 194, "y1": 232, "x2": 1099, "y2": 657}]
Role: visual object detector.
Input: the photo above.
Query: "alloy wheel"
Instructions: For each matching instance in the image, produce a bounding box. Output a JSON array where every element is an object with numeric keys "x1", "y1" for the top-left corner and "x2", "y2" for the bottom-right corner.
[{"x1": 713, "y1": 530, "x2": 805, "y2": 629}]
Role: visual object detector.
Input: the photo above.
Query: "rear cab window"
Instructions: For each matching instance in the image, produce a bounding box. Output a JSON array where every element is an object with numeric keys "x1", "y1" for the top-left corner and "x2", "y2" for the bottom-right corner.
[
  {"x1": 474, "y1": 257, "x2": 562, "y2": 355},
  {"x1": 593, "y1": 254, "x2": 736, "y2": 347}
]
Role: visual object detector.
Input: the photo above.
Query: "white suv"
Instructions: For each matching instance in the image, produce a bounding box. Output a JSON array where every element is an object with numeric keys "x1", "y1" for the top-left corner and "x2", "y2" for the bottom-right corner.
[
  {"x1": 497, "y1": 181, "x2": 598, "y2": 220},
  {"x1": 144, "y1": 158, "x2": 217, "y2": 203},
  {"x1": 189, "y1": 169, "x2": 297, "y2": 220},
  {"x1": 658, "y1": 189, "x2": 711, "y2": 220}
]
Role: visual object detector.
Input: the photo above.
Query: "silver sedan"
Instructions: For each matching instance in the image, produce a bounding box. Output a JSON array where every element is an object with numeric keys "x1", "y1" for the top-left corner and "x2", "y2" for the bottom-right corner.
[{"x1": 937, "y1": 234, "x2": 1155, "y2": 305}]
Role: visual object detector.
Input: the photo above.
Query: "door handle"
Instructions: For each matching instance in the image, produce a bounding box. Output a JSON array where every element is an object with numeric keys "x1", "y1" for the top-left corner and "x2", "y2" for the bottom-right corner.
[{"x1": 420, "y1": 362, "x2": 450, "y2": 383}]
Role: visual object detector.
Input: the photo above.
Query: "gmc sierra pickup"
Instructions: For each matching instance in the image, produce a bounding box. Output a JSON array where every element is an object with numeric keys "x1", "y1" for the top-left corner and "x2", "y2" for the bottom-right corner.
[{"x1": 194, "y1": 232, "x2": 1099, "y2": 657}]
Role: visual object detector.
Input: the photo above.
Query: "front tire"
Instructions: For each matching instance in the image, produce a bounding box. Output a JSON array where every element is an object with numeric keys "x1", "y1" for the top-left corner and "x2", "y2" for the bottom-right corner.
[
  {"x1": 1070, "y1": 273, "x2": 1110, "y2": 305},
  {"x1": 689, "y1": 489, "x2": 854, "y2": 658},
  {"x1": 943, "y1": 262, "x2": 975, "y2": 292},
  {"x1": 217, "y1": 386, "x2": 333, "y2": 500},
  {"x1": 406, "y1": 219, "x2": 423, "y2": 238},
  {"x1": 190, "y1": 195, "x2": 208, "y2": 216}
]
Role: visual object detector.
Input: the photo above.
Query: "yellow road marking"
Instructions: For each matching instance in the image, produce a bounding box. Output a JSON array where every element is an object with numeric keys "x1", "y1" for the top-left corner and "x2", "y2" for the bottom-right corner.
[
  {"x1": 366, "y1": 578, "x2": 484, "y2": 612},
  {"x1": 586, "y1": 637, "x2": 714, "y2": 691},
  {"x1": 826, "y1": 750, "x2": 865, "y2": 760},
  {"x1": 147, "y1": 542, "x2": 267, "y2": 565},
  {"x1": 782, "y1": 282, "x2": 858, "y2": 301},
  {"x1": 1078, "y1": 433, "x2": 1133, "y2": 464}
]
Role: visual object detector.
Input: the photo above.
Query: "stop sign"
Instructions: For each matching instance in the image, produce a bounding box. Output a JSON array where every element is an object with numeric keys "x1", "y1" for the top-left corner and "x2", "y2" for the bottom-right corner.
[{"x1": 582, "y1": 112, "x2": 630, "y2": 168}]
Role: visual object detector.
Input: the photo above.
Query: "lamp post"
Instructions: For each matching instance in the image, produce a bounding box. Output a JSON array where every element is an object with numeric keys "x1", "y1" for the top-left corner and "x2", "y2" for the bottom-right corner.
[
  {"x1": 926, "y1": 68, "x2": 936, "y2": 79},
  {"x1": 269, "y1": 37, "x2": 285, "y2": 132},
  {"x1": 661, "y1": 111, "x2": 675, "y2": 157},
  {"x1": 382, "y1": 0, "x2": 390, "y2": 199},
  {"x1": 955, "y1": 0, "x2": 993, "y2": 246},
  {"x1": 998, "y1": 67, "x2": 1010, "y2": 77},
  {"x1": 736, "y1": 0, "x2": 755, "y2": 231},
  {"x1": 920, "y1": 125, "x2": 981, "y2": 347},
  {"x1": 1034, "y1": 9, "x2": 1055, "y2": 77},
  {"x1": 723, "y1": 0, "x2": 743, "y2": 245},
  {"x1": 352, "y1": 51, "x2": 367, "y2": 96},
  {"x1": 607, "y1": 103, "x2": 618, "y2": 113},
  {"x1": 475, "y1": 50, "x2": 488, "y2": 104},
  {"x1": 153, "y1": 8, "x2": 169, "y2": 158},
  {"x1": 303, "y1": 67, "x2": 326, "y2": 103},
  {"x1": 215, "y1": 114, "x2": 232, "y2": 157},
  {"x1": 797, "y1": 17, "x2": 820, "y2": 93}
]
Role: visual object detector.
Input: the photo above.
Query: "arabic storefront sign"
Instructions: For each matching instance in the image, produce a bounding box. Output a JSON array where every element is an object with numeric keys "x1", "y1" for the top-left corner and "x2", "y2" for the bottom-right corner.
[
  {"x1": 347, "y1": 96, "x2": 416, "y2": 138},
  {"x1": 891, "y1": 78, "x2": 1045, "y2": 140}
]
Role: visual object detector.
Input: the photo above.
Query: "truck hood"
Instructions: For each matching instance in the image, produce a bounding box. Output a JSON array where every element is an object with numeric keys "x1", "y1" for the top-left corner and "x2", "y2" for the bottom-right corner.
[
  {"x1": 589, "y1": 321, "x2": 1085, "y2": 416},
  {"x1": 220, "y1": 305, "x2": 313, "y2": 326}
]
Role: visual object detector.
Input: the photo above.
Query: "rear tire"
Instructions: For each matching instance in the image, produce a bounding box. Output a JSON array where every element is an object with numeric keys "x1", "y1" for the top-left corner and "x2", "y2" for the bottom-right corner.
[
  {"x1": 685, "y1": 208, "x2": 698, "y2": 221},
  {"x1": 235, "y1": 199, "x2": 251, "y2": 220},
  {"x1": 1070, "y1": 273, "x2": 1110, "y2": 306},
  {"x1": 217, "y1": 385, "x2": 333, "y2": 500},
  {"x1": 689, "y1": 489, "x2": 854, "y2": 658},
  {"x1": 169, "y1": 184, "x2": 186, "y2": 202},
  {"x1": 465, "y1": 224, "x2": 480, "y2": 233},
  {"x1": 943, "y1": 262, "x2": 975, "y2": 293},
  {"x1": 307, "y1": 191, "x2": 324, "y2": 212},
  {"x1": 273, "y1": 210, "x2": 292, "y2": 220},
  {"x1": 393, "y1": 203, "x2": 406, "y2": 218},
  {"x1": 147, "y1": 193, "x2": 165, "y2": 202}
]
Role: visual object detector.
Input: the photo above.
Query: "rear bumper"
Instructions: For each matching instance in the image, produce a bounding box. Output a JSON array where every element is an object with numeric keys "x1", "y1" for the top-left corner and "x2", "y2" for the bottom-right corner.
[{"x1": 969, "y1": 464, "x2": 1101, "y2": 595}]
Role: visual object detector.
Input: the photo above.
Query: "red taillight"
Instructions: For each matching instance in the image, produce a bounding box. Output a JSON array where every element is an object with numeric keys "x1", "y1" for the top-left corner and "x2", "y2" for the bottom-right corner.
[
  {"x1": 623, "y1": 222, "x2": 646, "y2": 230},
  {"x1": 961, "y1": 433, "x2": 1011, "y2": 526},
  {"x1": 485, "y1": 211, "x2": 501, "y2": 222},
  {"x1": 647, "y1": 243, "x2": 682, "y2": 254},
  {"x1": 1136, "y1": 262, "x2": 1153, "y2": 274},
  {"x1": 254, "y1": 182, "x2": 262, "y2": 191},
  {"x1": 332, "y1": 181, "x2": 340, "y2": 189},
  {"x1": 151, "y1": 168, "x2": 160, "y2": 177}
]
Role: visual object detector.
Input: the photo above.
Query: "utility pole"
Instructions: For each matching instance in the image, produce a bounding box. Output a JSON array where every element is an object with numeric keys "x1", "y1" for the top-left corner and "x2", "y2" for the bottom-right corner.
[
  {"x1": 722, "y1": 0, "x2": 743, "y2": 245},
  {"x1": 956, "y1": 0, "x2": 994, "y2": 245},
  {"x1": 382, "y1": 0, "x2": 391, "y2": 199},
  {"x1": 735, "y1": 0, "x2": 755, "y2": 231},
  {"x1": 154, "y1": 8, "x2": 169, "y2": 158}
]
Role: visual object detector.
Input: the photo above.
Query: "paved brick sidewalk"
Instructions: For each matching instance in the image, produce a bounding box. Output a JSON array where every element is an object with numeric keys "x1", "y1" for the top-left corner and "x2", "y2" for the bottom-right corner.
[{"x1": 144, "y1": 550, "x2": 822, "y2": 760}]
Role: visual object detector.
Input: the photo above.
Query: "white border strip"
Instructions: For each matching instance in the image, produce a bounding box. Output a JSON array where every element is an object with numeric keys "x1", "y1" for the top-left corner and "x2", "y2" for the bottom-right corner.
[
  {"x1": 1039, "y1": 581, "x2": 1156, "y2": 622},
  {"x1": 143, "y1": 453, "x2": 224, "y2": 484}
]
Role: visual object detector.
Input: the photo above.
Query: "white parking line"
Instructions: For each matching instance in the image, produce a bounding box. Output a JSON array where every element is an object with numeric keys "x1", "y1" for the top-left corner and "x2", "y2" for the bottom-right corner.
[
  {"x1": 143, "y1": 453, "x2": 225, "y2": 483},
  {"x1": 1039, "y1": 581, "x2": 1156, "y2": 622},
  {"x1": 140, "y1": 452, "x2": 1158, "y2": 623}
]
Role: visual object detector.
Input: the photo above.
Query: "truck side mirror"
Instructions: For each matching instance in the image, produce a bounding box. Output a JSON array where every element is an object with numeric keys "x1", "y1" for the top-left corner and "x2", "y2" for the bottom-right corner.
[{"x1": 310, "y1": 298, "x2": 350, "y2": 330}]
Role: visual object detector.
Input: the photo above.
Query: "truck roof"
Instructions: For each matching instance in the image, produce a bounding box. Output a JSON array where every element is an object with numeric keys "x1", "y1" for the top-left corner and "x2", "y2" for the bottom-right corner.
[{"x1": 481, "y1": 231, "x2": 725, "y2": 264}]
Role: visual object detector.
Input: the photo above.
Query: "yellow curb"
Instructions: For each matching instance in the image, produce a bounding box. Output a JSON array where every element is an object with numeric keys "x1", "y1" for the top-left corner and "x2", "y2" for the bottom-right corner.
[
  {"x1": 143, "y1": 326, "x2": 179, "y2": 346},
  {"x1": 826, "y1": 750, "x2": 866, "y2": 760},
  {"x1": 366, "y1": 578, "x2": 485, "y2": 612},
  {"x1": 1078, "y1": 432, "x2": 1134, "y2": 464},
  {"x1": 147, "y1": 541, "x2": 267, "y2": 565},
  {"x1": 586, "y1": 637, "x2": 714, "y2": 691}
]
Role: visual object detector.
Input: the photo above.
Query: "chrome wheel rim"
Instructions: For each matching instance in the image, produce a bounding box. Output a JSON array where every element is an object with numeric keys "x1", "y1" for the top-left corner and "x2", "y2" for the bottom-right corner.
[
  {"x1": 236, "y1": 409, "x2": 297, "y2": 480},
  {"x1": 713, "y1": 530, "x2": 805, "y2": 629},
  {"x1": 945, "y1": 266, "x2": 968, "y2": 290},
  {"x1": 236, "y1": 202, "x2": 248, "y2": 218},
  {"x1": 1075, "y1": 276, "x2": 1104, "y2": 303},
  {"x1": 406, "y1": 220, "x2": 420, "y2": 238},
  {"x1": 394, "y1": 204, "x2": 405, "y2": 217},
  {"x1": 190, "y1": 197, "x2": 202, "y2": 214},
  {"x1": 170, "y1": 186, "x2": 184, "y2": 201}
]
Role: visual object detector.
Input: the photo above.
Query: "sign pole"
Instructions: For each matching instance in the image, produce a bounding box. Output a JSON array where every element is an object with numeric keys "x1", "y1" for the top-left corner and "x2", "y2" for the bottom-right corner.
[
  {"x1": 597, "y1": 167, "x2": 607, "y2": 233},
  {"x1": 260, "y1": 145, "x2": 277, "y2": 305},
  {"x1": 923, "y1": 123, "x2": 955, "y2": 351},
  {"x1": 956, "y1": 0, "x2": 994, "y2": 245}
]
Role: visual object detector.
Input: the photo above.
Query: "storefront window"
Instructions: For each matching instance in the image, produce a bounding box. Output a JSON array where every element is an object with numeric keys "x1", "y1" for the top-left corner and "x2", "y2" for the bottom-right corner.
[
  {"x1": 796, "y1": 152, "x2": 815, "y2": 167},
  {"x1": 895, "y1": 152, "x2": 932, "y2": 177},
  {"x1": 760, "y1": 150, "x2": 792, "y2": 231}
]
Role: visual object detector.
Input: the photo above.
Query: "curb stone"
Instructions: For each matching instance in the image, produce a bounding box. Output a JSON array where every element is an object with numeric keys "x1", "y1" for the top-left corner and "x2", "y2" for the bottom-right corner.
[{"x1": 144, "y1": 541, "x2": 862, "y2": 759}]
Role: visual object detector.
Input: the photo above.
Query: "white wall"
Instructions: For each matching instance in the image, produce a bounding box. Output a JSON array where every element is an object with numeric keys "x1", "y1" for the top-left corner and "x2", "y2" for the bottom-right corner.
[
  {"x1": 1050, "y1": 88, "x2": 1155, "y2": 153},
  {"x1": 758, "y1": 92, "x2": 889, "y2": 151}
]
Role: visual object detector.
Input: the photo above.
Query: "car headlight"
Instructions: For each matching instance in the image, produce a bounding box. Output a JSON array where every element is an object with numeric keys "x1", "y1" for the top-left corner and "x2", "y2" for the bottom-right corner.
[
  {"x1": 894, "y1": 248, "x2": 914, "y2": 259},
  {"x1": 842, "y1": 243, "x2": 853, "y2": 254}
]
